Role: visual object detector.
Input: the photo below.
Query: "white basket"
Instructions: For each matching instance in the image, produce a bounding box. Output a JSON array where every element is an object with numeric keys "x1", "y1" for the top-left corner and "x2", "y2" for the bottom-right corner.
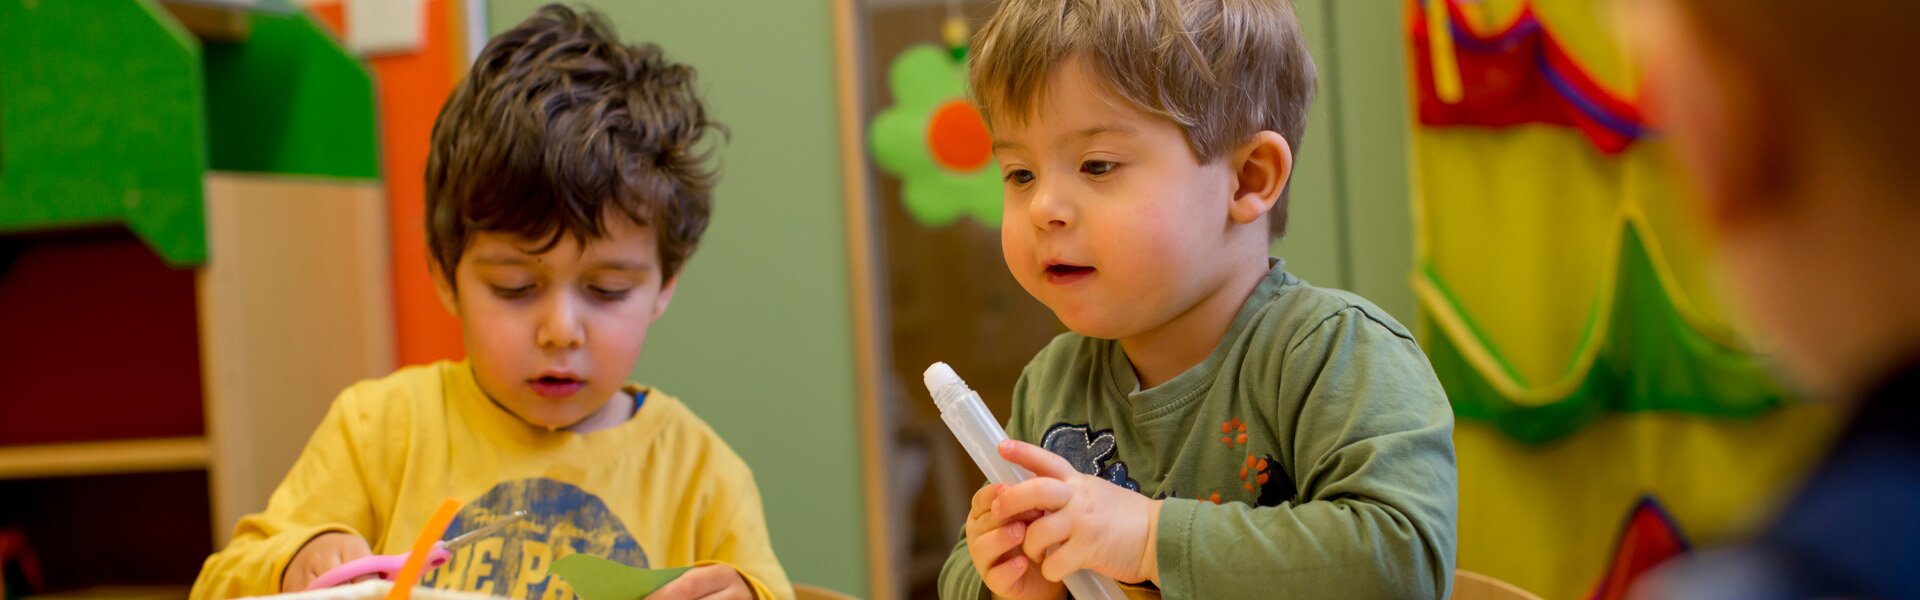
[{"x1": 244, "y1": 581, "x2": 512, "y2": 600}]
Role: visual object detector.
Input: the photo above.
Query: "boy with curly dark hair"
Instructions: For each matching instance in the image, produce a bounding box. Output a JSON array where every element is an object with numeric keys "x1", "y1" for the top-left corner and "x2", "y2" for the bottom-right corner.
[{"x1": 192, "y1": 5, "x2": 788, "y2": 599}]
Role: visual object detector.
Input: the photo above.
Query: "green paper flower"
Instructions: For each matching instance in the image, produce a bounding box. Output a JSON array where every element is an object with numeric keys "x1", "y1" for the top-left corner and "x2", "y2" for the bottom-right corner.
[{"x1": 870, "y1": 44, "x2": 1002, "y2": 228}]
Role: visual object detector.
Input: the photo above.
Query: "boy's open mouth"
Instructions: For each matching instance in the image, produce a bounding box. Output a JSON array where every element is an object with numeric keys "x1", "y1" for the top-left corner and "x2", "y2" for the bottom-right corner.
[
  {"x1": 1045, "y1": 263, "x2": 1095, "y2": 284},
  {"x1": 530, "y1": 374, "x2": 586, "y2": 399}
]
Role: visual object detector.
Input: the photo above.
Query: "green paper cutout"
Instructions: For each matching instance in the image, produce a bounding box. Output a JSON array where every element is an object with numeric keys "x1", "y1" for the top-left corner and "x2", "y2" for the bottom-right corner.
[
  {"x1": 869, "y1": 44, "x2": 1002, "y2": 228},
  {"x1": 548, "y1": 554, "x2": 692, "y2": 600}
]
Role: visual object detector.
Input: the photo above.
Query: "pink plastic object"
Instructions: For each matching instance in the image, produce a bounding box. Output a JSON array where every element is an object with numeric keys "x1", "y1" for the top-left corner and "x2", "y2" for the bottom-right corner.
[{"x1": 305, "y1": 544, "x2": 453, "y2": 590}]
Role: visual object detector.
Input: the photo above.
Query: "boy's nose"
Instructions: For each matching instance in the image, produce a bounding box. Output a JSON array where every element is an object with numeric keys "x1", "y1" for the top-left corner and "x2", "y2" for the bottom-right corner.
[
  {"x1": 1028, "y1": 185, "x2": 1073, "y2": 229},
  {"x1": 535, "y1": 295, "x2": 585, "y2": 349}
]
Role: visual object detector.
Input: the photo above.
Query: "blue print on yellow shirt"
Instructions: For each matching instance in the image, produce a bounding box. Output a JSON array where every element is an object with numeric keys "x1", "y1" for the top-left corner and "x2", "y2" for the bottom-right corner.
[{"x1": 420, "y1": 478, "x2": 646, "y2": 599}]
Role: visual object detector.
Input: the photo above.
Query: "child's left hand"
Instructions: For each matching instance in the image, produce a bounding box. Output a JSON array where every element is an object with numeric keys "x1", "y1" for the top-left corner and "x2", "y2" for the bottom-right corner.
[
  {"x1": 992, "y1": 440, "x2": 1161, "y2": 585},
  {"x1": 647, "y1": 564, "x2": 753, "y2": 600}
]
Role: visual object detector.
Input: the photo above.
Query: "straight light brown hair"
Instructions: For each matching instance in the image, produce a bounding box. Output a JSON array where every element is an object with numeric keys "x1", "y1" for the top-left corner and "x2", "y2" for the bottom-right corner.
[{"x1": 969, "y1": 0, "x2": 1318, "y2": 237}]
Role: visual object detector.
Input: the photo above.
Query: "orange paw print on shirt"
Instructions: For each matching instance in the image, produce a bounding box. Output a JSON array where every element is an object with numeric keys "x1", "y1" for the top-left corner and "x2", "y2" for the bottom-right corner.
[
  {"x1": 1206, "y1": 491, "x2": 1223, "y2": 504},
  {"x1": 1219, "y1": 417, "x2": 1249, "y2": 448},
  {"x1": 1238, "y1": 454, "x2": 1271, "y2": 493}
]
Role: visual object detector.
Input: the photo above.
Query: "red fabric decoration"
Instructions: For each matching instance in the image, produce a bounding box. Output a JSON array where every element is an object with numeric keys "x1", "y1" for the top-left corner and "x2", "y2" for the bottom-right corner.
[
  {"x1": 1409, "y1": 0, "x2": 1651, "y2": 154},
  {"x1": 1589, "y1": 495, "x2": 1692, "y2": 600}
]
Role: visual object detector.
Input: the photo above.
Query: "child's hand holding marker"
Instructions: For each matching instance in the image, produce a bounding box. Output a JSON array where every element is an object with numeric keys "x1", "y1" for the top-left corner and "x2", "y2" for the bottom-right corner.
[
  {"x1": 963, "y1": 481, "x2": 1058, "y2": 600},
  {"x1": 991, "y1": 440, "x2": 1162, "y2": 587}
]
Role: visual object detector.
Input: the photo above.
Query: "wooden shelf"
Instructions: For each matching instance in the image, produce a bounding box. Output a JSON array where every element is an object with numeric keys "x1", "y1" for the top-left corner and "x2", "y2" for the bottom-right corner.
[
  {"x1": 23, "y1": 585, "x2": 189, "y2": 600},
  {"x1": 0, "y1": 438, "x2": 209, "y2": 480},
  {"x1": 161, "y1": 1, "x2": 253, "y2": 42}
]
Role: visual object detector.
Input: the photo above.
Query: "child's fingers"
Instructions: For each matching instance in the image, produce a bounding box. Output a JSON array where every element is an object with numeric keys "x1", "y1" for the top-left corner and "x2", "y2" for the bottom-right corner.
[
  {"x1": 283, "y1": 532, "x2": 371, "y2": 592},
  {"x1": 330, "y1": 533, "x2": 373, "y2": 563},
  {"x1": 966, "y1": 490, "x2": 1008, "y2": 543},
  {"x1": 998, "y1": 440, "x2": 1078, "y2": 479},
  {"x1": 969, "y1": 484, "x2": 1043, "y2": 540},
  {"x1": 647, "y1": 577, "x2": 696, "y2": 600},
  {"x1": 289, "y1": 562, "x2": 329, "y2": 592},
  {"x1": 969, "y1": 483, "x2": 1007, "y2": 518},
  {"x1": 282, "y1": 569, "x2": 309, "y2": 593},
  {"x1": 969, "y1": 521, "x2": 1027, "y2": 563},
  {"x1": 1038, "y1": 538, "x2": 1090, "y2": 583},
  {"x1": 982, "y1": 553, "x2": 1033, "y2": 593},
  {"x1": 687, "y1": 565, "x2": 751, "y2": 600},
  {"x1": 649, "y1": 565, "x2": 729, "y2": 600},
  {"x1": 993, "y1": 477, "x2": 1073, "y2": 520},
  {"x1": 1020, "y1": 511, "x2": 1072, "y2": 565}
]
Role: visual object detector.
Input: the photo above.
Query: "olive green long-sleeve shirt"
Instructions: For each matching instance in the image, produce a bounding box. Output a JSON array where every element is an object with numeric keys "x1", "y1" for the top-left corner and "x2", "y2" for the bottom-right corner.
[{"x1": 940, "y1": 261, "x2": 1457, "y2": 599}]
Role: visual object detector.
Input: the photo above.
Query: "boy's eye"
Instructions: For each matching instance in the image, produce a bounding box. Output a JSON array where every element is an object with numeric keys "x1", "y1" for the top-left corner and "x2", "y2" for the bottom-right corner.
[
  {"x1": 589, "y1": 286, "x2": 632, "y2": 300},
  {"x1": 1080, "y1": 160, "x2": 1117, "y2": 176},
  {"x1": 491, "y1": 284, "x2": 535, "y2": 298},
  {"x1": 1003, "y1": 169, "x2": 1035, "y2": 185}
]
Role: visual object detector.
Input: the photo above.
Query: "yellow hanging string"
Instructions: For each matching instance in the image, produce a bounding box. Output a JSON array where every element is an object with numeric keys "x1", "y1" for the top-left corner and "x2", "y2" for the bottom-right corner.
[{"x1": 1429, "y1": 0, "x2": 1465, "y2": 104}]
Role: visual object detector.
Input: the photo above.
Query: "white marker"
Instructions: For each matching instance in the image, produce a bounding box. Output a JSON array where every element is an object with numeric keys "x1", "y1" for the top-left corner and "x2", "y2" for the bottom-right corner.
[{"x1": 924, "y1": 362, "x2": 1127, "y2": 600}]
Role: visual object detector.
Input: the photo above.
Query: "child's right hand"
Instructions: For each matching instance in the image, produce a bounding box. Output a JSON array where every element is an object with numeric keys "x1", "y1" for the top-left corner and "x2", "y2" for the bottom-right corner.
[
  {"x1": 282, "y1": 532, "x2": 374, "y2": 592},
  {"x1": 966, "y1": 483, "x2": 1064, "y2": 600}
]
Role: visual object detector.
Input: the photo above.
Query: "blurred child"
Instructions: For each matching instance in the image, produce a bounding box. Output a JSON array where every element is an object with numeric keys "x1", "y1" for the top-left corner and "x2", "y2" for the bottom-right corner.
[
  {"x1": 1621, "y1": 0, "x2": 1920, "y2": 597},
  {"x1": 938, "y1": 1, "x2": 1457, "y2": 598},
  {"x1": 191, "y1": 5, "x2": 790, "y2": 599}
]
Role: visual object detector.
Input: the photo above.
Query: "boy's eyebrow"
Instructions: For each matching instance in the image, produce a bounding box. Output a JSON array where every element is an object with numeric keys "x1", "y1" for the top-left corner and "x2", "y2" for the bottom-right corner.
[
  {"x1": 591, "y1": 260, "x2": 653, "y2": 273},
  {"x1": 991, "y1": 124, "x2": 1138, "y2": 153},
  {"x1": 1065, "y1": 124, "x2": 1137, "y2": 142},
  {"x1": 473, "y1": 255, "x2": 653, "y2": 273},
  {"x1": 472, "y1": 255, "x2": 534, "y2": 266}
]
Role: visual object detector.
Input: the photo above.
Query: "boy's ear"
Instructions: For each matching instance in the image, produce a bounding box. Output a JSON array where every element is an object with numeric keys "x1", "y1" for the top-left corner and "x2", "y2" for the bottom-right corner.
[
  {"x1": 430, "y1": 260, "x2": 460, "y2": 316},
  {"x1": 1229, "y1": 130, "x2": 1293, "y2": 226},
  {"x1": 650, "y1": 274, "x2": 680, "y2": 322}
]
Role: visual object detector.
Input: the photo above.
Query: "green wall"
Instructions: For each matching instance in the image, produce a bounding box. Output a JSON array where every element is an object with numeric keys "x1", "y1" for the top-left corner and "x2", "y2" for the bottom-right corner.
[
  {"x1": 487, "y1": 1, "x2": 869, "y2": 594},
  {"x1": 1271, "y1": 0, "x2": 1346, "y2": 290},
  {"x1": 1323, "y1": 2, "x2": 1417, "y2": 325},
  {"x1": 1275, "y1": 1, "x2": 1418, "y2": 324}
]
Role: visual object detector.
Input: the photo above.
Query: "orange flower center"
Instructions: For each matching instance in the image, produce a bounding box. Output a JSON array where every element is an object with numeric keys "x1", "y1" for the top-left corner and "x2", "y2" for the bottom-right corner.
[{"x1": 927, "y1": 99, "x2": 991, "y2": 172}]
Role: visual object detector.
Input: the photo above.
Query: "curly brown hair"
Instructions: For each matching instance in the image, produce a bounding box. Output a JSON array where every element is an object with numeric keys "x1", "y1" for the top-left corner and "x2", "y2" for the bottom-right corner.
[{"x1": 425, "y1": 3, "x2": 724, "y2": 286}]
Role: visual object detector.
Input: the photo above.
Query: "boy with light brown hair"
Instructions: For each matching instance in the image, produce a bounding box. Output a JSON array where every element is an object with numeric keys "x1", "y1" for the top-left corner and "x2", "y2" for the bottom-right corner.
[{"x1": 938, "y1": 1, "x2": 1458, "y2": 598}]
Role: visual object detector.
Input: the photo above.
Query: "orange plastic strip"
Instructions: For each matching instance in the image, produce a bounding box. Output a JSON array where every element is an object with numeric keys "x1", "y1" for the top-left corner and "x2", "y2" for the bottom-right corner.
[{"x1": 384, "y1": 498, "x2": 461, "y2": 600}]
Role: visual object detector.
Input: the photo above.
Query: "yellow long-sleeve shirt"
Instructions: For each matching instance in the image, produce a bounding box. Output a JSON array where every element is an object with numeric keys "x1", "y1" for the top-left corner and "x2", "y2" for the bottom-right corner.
[{"x1": 191, "y1": 361, "x2": 792, "y2": 600}]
